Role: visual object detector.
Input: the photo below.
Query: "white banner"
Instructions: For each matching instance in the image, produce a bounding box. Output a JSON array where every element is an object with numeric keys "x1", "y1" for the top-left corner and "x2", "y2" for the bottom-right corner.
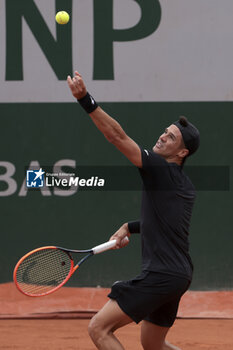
[{"x1": 0, "y1": 0, "x2": 233, "y2": 102}]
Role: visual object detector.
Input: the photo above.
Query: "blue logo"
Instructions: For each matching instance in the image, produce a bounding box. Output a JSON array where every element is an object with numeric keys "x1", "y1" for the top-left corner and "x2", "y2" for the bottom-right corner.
[{"x1": 26, "y1": 169, "x2": 45, "y2": 188}]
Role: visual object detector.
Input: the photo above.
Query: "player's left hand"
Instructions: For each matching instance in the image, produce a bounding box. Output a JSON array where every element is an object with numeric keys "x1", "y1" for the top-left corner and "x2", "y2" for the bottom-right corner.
[{"x1": 67, "y1": 71, "x2": 87, "y2": 100}]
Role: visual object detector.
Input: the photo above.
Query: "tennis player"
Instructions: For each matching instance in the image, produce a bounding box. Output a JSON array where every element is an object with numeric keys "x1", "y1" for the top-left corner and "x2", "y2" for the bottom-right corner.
[{"x1": 67, "y1": 71, "x2": 200, "y2": 350}]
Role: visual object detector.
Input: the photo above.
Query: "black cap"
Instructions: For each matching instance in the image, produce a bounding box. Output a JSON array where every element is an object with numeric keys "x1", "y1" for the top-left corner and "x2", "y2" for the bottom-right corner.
[{"x1": 173, "y1": 116, "x2": 200, "y2": 156}]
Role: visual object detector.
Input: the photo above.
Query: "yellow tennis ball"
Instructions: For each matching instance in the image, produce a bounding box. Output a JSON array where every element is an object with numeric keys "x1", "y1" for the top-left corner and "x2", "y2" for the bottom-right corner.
[{"x1": 55, "y1": 11, "x2": 70, "y2": 25}]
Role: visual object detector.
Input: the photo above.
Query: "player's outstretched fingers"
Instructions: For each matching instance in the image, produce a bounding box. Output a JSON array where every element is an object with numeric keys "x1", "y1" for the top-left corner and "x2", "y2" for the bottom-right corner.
[{"x1": 67, "y1": 76, "x2": 78, "y2": 97}]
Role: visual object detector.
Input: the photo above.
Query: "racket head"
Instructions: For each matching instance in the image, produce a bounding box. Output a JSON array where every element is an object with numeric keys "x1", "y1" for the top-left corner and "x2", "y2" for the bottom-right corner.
[{"x1": 13, "y1": 246, "x2": 74, "y2": 297}]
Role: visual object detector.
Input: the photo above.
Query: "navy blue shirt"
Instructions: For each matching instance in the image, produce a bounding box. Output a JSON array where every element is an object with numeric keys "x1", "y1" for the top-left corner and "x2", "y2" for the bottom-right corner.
[{"x1": 138, "y1": 148, "x2": 195, "y2": 280}]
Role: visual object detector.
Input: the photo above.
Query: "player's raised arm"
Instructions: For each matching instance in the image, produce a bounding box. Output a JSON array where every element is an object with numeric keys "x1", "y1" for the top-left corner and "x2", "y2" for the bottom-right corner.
[{"x1": 67, "y1": 71, "x2": 142, "y2": 168}]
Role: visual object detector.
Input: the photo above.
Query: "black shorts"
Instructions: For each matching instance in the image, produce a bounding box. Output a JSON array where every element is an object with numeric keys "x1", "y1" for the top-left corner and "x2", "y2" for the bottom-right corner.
[{"x1": 108, "y1": 271, "x2": 190, "y2": 328}]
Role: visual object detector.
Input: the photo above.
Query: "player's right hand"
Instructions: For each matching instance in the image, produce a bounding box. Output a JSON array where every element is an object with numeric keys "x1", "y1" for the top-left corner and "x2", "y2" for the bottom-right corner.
[
  {"x1": 109, "y1": 223, "x2": 130, "y2": 249},
  {"x1": 67, "y1": 71, "x2": 87, "y2": 100}
]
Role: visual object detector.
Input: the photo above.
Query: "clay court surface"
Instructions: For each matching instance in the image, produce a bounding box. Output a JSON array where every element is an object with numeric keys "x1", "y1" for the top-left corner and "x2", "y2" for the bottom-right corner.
[
  {"x1": 1, "y1": 319, "x2": 233, "y2": 350},
  {"x1": 1, "y1": 283, "x2": 233, "y2": 349}
]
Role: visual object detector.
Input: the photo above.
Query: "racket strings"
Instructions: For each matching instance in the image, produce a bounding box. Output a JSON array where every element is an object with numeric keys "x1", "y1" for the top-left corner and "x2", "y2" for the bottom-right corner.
[{"x1": 15, "y1": 248, "x2": 72, "y2": 295}]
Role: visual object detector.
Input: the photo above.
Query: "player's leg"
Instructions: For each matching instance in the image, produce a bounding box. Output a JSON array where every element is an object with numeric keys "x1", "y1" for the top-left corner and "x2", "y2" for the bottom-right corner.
[
  {"x1": 140, "y1": 280, "x2": 186, "y2": 350},
  {"x1": 141, "y1": 321, "x2": 182, "y2": 350},
  {"x1": 88, "y1": 299, "x2": 133, "y2": 350},
  {"x1": 141, "y1": 320, "x2": 170, "y2": 350}
]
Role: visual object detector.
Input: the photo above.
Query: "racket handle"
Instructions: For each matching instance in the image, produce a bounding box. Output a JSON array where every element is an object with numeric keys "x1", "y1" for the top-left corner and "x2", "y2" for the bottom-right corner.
[
  {"x1": 92, "y1": 237, "x2": 129, "y2": 255},
  {"x1": 92, "y1": 240, "x2": 117, "y2": 254}
]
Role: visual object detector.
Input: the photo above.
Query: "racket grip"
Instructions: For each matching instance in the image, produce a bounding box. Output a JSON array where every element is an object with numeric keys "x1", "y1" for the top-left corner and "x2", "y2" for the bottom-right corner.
[
  {"x1": 92, "y1": 240, "x2": 117, "y2": 254},
  {"x1": 92, "y1": 237, "x2": 129, "y2": 255}
]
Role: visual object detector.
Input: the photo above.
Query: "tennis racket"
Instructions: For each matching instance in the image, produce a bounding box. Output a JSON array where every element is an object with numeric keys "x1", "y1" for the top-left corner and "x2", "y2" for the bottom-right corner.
[{"x1": 13, "y1": 238, "x2": 128, "y2": 297}]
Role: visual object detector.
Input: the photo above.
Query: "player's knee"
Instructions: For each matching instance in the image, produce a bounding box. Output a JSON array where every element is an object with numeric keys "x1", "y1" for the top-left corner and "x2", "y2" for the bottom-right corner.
[
  {"x1": 88, "y1": 316, "x2": 99, "y2": 339},
  {"x1": 88, "y1": 315, "x2": 105, "y2": 343}
]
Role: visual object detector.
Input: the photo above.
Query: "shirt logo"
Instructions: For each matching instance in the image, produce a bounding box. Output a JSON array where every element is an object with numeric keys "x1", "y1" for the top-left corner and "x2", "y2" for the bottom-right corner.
[
  {"x1": 26, "y1": 168, "x2": 45, "y2": 188},
  {"x1": 144, "y1": 149, "x2": 149, "y2": 156}
]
